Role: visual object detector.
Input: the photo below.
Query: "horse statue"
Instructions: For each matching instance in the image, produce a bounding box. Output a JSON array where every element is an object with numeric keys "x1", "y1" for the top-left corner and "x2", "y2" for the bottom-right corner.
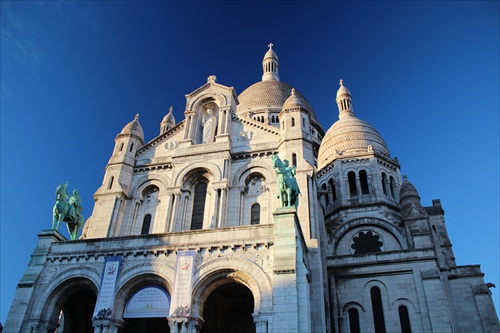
[
  {"x1": 52, "y1": 182, "x2": 85, "y2": 240},
  {"x1": 272, "y1": 155, "x2": 301, "y2": 208}
]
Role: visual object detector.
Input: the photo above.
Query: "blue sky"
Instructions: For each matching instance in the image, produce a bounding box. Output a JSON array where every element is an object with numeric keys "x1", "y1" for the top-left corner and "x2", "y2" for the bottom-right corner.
[{"x1": 1, "y1": 1, "x2": 498, "y2": 322}]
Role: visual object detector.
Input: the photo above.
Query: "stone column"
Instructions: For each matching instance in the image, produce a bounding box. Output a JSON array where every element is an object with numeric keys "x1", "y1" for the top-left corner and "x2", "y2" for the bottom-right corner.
[{"x1": 253, "y1": 314, "x2": 269, "y2": 333}]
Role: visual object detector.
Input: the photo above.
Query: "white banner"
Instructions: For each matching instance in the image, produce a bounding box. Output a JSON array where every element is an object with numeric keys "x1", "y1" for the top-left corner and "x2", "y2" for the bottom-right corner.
[
  {"x1": 93, "y1": 256, "x2": 122, "y2": 320},
  {"x1": 124, "y1": 286, "x2": 170, "y2": 318},
  {"x1": 169, "y1": 250, "x2": 197, "y2": 317}
]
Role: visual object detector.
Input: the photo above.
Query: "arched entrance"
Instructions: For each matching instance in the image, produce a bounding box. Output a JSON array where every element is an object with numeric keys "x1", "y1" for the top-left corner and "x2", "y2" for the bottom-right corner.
[
  {"x1": 51, "y1": 282, "x2": 97, "y2": 333},
  {"x1": 201, "y1": 282, "x2": 255, "y2": 333},
  {"x1": 122, "y1": 285, "x2": 171, "y2": 333}
]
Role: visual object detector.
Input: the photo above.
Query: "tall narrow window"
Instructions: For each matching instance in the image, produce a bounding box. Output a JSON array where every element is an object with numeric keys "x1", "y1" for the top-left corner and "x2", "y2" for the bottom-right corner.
[
  {"x1": 119, "y1": 142, "x2": 124, "y2": 151},
  {"x1": 108, "y1": 176, "x2": 114, "y2": 190},
  {"x1": 381, "y1": 173, "x2": 388, "y2": 195},
  {"x1": 322, "y1": 184, "x2": 329, "y2": 206},
  {"x1": 348, "y1": 308, "x2": 360, "y2": 333},
  {"x1": 370, "y1": 287, "x2": 386, "y2": 333},
  {"x1": 329, "y1": 179, "x2": 336, "y2": 202},
  {"x1": 399, "y1": 306, "x2": 411, "y2": 333},
  {"x1": 348, "y1": 171, "x2": 357, "y2": 197},
  {"x1": 250, "y1": 203, "x2": 260, "y2": 225},
  {"x1": 360, "y1": 170, "x2": 369, "y2": 194},
  {"x1": 129, "y1": 143, "x2": 134, "y2": 152},
  {"x1": 141, "y1": 214, "x2": 151, "y2": 235},
  {"x1": 291, "y1": 117, "x2": 295, "y2": 127},
  {"x1": 191, "y1": 182, "x2": 207, "y2": 230},
  {"x1": 302, "y1": 117, "x2": 305, "y2": 127},
  {"x1": 389, "y1": 176, "x2": 396, "y2": 199},
  {"x1": 292, "y1": 153, "x2": 297, "y2": 167}
]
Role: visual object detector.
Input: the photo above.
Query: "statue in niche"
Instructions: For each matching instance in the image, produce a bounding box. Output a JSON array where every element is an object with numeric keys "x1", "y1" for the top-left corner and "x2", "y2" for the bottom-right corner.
[{"x1": 202, "y1": 108, "x2": 217, "y2": 143}]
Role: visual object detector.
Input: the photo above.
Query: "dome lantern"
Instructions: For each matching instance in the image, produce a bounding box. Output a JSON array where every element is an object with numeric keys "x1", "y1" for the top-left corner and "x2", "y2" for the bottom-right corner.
[
  {"x1": 336, "y1": 79, "x2": 354, "y2": 119},
  {"x1": 262, "y1": 43, "x2": 280, "y2": 81}
]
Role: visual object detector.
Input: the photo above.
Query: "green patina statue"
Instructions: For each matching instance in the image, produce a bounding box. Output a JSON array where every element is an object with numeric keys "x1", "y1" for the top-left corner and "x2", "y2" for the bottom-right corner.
[
  {"x1": 52, "y1": 182, "x2": 84, "y2": 240},
  {"x1": 273, "y1": 155, "x2": 300, "y2": 208}
]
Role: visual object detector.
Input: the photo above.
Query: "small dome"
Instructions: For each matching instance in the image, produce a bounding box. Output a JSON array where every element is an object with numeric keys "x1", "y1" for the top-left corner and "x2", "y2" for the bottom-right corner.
[
  {"x1": 264, "y1": 45, "x2": 279, "y2": 62},
  {"x1": 336, "y1": 79, "x2": 351, "y2": 99},
  {"x1": 121, "y1": 114, "x2": 144, "y2": 140},
  {"x1": 399, "y1": 178, "x2": 421, "y2": 207},
  {"x1": 162, "y1": 106, "x2": 175, "y2": 124},
  {"x1": 282, "y1": 88, "x2": 309, "y2": 110}
]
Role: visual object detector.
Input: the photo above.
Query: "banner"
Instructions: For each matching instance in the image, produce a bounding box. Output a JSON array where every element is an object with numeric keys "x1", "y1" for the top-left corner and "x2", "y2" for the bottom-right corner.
[
  {"x1": 169, "y1": 250, "x2": 197, "y2": 317},
  {"x1": 93, "y1": 256, "x2": 122, "y2": 320},
  {"x1": 124, "y1": 286, "x2": 170, "y2": 318}
]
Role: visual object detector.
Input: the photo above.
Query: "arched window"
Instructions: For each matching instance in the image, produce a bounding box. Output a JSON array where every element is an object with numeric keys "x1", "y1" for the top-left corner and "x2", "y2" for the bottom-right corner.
[
  {"x1": 399, "y1": 305, "x2": 412, "y2": 333},
  {"x1": 292, "y1": 153, "x2": 297, "y2": 167},
  {"x1": 359, "y1": 170, "x2": 369, "y2": 194},
  {"x1": 322, "y1": 183, "x2": 329, "y2": 206},
  {"x1": 291, "y1": 117, "x2": 295, "y2": 127},
  {"x1": 191, "y1": 182, "x2": 207, "y2": 230},
  {"x1": 250, "y1": 204, "x2": 260, "y2": 225},
  {"x1": 389, "y1": 176, "x2": 396, "y2": 199},
  {"x1": 381, "y1": 173, "x2": 388, "y2": 195},
  {"x1": 370, "y1": 287, "x2": 386, "y2": 333},
  {"x1": 329, "y1": 179, "x2": 336, "y2": 202},
  {"x1": 141, "y1": 214, "x2": 151, "y2": 235},
  {"x1": 348, "y1": 171, "x2": 357, "y2": 197},
  {"x1": 348, "y1": 308, "x2": 360, "y2": 333}
]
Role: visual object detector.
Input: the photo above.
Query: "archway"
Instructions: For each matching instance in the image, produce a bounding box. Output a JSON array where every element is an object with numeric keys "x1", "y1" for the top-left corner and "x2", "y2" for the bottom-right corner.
[
  {"x1": 201, "y1": 282, "x2": 255, "y2": 333},
  {"x1": 121, "y1": 286, "x2": 171, "y2": 333},
  {"x1": 55, "y1": 288, "x2": 96, "y2": 333}
]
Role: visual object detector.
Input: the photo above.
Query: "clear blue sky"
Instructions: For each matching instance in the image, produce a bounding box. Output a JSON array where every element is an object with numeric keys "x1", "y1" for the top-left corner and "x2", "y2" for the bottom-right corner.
[{"x1": 1, "y1": 1, "x2": 498, "y2": 322}]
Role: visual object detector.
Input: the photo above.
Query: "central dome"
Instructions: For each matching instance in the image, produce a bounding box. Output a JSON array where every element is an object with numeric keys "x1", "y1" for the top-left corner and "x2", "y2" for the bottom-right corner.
[{"x1": 237, "y1": 80, "x2": 317, "y2": 120}]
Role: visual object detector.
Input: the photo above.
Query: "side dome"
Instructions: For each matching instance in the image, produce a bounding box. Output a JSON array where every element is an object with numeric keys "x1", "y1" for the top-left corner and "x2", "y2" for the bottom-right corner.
[
  {"x1": 121, "y1": 114, "x2": 144, "y2": 141},
  {"x1": 317, "y1": 81, "x2": 390, "y2": 170},
  {"x1": 237, "y1": 80, "x2": 318, "y2": 121}
]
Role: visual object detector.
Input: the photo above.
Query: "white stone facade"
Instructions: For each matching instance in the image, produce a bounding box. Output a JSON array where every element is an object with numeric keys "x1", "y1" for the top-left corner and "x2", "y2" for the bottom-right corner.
[{"x1": 5, "y1": 46, "x2": 499, "y2": 333}]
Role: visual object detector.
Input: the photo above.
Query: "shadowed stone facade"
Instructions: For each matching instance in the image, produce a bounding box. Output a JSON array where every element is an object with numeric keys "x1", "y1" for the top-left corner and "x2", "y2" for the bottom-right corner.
[{"x1": 5, "y1": 45, "x2": 499, "y2": 333}]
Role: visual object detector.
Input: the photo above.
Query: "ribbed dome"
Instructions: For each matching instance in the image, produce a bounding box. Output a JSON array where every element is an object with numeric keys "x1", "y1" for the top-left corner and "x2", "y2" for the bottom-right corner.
[
  {"x1": 318, "y1": 80, "x2": 390, "y2": 170},
  {"x1": 317, "y1": 115, "x2": 390, "y2": 170},
  {"x1": 282, "y1": 88, "x2": 309, "y2": 110},
  {"x1": 162, "y1": 107, "x2": 175, "y2": 124},
  {"x1": 399, "y1": 178, "x2": 421, "y2": 206},
  {"x1": 121, "y1": 114, "x2": 144, "y2": 140},
  {"x1": 237, "y1": 81, "x2": 317, "y2": 121}
]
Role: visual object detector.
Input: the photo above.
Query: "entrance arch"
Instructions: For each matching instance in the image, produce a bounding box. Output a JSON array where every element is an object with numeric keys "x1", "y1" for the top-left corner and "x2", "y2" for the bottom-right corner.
[
  {"x1": 45, "y1": 278, "x2": 97, "y2": 333},
  {"x1": 201, "y1": 282, "x2": 255, "y2": 333}
]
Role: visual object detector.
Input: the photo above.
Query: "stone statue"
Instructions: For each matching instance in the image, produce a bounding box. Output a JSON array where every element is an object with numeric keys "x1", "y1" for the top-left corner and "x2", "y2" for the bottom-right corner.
[
  {"x1": 272, "y1": 155, "x2": 300, "y2": 207},
  {"x1": 202, "y1": 108, "x2": 217, "y2": 143},
  {"x1": 52, "y1": 182, "x2": 85, "y2": 240}
]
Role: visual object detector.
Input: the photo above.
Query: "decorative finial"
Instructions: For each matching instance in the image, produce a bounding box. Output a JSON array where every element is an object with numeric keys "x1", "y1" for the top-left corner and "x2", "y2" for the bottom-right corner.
[
  {"x1": 403, "y1": 174, "x2": 408, "y2": 180},
  {"x1": 339, "y1": 79, "x2": 344, "y2": 86},
  {"x1": 169, "y1": 106, "x2": 173, "y2": 113},
  {"x1": 207, "y1": 75, "x2": 217, "y2": 83},
  {"x1": 291, "y1": 88, "x2": 296, "y2": 95},
  {"x1": 134, "y1": 114, "x2": 140, "y2": 121},
  {"x1": 268, "y1": 42, "x2": 274, "y2": 49}
]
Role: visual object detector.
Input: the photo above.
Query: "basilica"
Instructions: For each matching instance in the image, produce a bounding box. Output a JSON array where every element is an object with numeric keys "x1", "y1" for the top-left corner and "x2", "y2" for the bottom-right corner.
[{"x1": 5, "y1": 45, "x2": 499, "y2": 333}]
